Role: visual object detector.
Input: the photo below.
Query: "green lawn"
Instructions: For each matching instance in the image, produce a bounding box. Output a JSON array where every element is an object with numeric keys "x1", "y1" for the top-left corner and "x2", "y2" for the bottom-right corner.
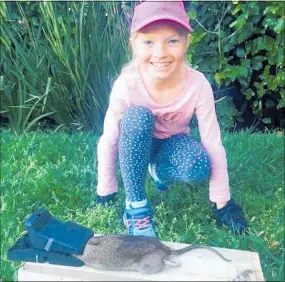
[{"x1": 1, "y1": 129, "x2": 284, "y2": 281}]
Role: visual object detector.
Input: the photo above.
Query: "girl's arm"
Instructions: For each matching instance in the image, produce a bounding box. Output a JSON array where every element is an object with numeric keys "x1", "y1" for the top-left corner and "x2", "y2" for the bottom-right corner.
[
  {"x1": 96, "y1": 77, "x2": 128, "y2": 197},
  {"x1": 194, "y1": 78, "x2": 231, "y2": 204}
]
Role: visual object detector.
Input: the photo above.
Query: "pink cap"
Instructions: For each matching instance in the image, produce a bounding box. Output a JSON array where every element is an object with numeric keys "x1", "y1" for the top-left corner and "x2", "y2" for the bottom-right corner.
[{"x1": 131, "y1": 0, "x2": 192, "y2": 33}]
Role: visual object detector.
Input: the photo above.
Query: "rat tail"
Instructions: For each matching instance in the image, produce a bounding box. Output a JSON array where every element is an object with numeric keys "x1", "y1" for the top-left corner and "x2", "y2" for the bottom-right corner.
[{"x1": 171, "y1": 244, "x2": 231, "y2": 262}]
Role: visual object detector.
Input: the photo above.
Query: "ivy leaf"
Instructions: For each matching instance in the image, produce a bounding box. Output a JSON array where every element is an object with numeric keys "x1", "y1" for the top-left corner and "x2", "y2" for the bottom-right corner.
[
  {"x1": 263, "y1": 6, "x2": 280, "y2": 15},
  {"x1": 241, "y1": 59, "x2": 251, "y2": 68},
  {"x1": 252, "y1": 56, "x2": 265, "y2": 70},
  {"x1": 252, "y1": 61, "x2": 263, "y2": 71},
  {"x1": 268, "y1": 74, "x2": 281, "y2": 91},
  {"x1": 214, "y1": 71, "x2": 227, "y2": 85},
  {"x1": 245, "y1": 89, "x2": 254, "y2": 100},
  {"x1": 257, "y1": 88, "x2": 266, "y2": 98},
  {"x1": 254, "y1": 82, "x2": 264, "y2": 89},
  {"x1": 227, "y1": 66, "x2": 248, "y2": 81},
  {"x1": 274, "y1": 17, "x2": 284, "y2": 33},
  {"x1": 249, "y1": 2, "x2": 259, "y2": 16},
  {"x1": 238, "y1": 77, "x2": 249, "y2": 87},
  {"x1": 236, "y1": 47, "x2": 245, "y2": 57},
  {"x1": 263, "y1": 17, "x2": 275, "y2": 29}
]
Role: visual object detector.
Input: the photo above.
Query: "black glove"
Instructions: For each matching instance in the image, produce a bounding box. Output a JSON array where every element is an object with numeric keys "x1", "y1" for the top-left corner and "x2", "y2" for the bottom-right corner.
[
  {"x1": 212, "y1": 198, "x2": 248, "y2": 235},
  {"x1": 96, "y1": 192, "x2": 117, "y2": 205}
]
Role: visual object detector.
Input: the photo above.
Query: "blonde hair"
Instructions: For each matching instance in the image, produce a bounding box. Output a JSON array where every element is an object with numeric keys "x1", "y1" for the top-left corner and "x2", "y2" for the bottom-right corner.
[
  {"x1": 120, "y1": 32, "x2": 138, "y2": 73},
  {"x1": 121, "y1": 21, "x2": 191, "y2": 74}
]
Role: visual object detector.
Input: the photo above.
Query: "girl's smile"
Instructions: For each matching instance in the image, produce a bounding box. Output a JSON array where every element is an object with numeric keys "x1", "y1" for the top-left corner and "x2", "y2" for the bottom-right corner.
[{"x1": 150, "y1": 61, "x2": 172, "y2": 71}]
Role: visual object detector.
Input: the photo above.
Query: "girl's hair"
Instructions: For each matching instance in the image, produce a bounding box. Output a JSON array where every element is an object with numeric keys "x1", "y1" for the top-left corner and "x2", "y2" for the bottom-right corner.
[{"x1": 120, "y1": 21, "x2": 190, "y2": 74}]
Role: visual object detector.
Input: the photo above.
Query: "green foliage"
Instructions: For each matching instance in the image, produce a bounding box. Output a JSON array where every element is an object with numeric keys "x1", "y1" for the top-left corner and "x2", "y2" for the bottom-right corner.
[
  {"x1": 215, "y1": 95, "x2": 243, "y2": 131},
  {"x1": 187, "y1": 1, "x2": 285, "y2": 129},
  {"x1": 190, "y1": 94, "x2": 243, "y2": 133},
  {"x1": 0, "y1": 3, "x2": 55, "y2": 135},
  {"x1": 1, "y1": 1, "x2": 284, "y2": 133},
  {"x1": 0, "y1": 1, "x2": 129, "y2": 134}
]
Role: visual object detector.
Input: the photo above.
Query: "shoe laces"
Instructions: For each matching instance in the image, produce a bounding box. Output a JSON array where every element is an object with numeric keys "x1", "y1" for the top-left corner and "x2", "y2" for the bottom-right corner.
[{"x1": 126, "y1": 216, "x2": 151, "y2": 229}]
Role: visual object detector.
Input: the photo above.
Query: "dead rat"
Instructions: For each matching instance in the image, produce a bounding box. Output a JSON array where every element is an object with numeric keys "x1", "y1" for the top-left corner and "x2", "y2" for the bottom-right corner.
[{"x1": 76, "y1": 234, "x2": 231, "y2": 275}]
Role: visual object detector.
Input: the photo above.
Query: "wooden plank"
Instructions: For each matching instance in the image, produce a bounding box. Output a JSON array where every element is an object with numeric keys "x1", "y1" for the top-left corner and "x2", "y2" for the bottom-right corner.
[
  {"x1": 18, "y1": 240, "x2": 265, "y2": 281},
  {"x1": 252, "y1": 252, "x2": 265, "y2": 282}
]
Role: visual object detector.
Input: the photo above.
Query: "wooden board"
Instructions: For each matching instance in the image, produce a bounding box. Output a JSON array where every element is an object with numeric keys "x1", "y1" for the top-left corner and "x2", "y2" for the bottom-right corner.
[{"x1": 17, "y1": 240, "x2": 265, "y2": 281}]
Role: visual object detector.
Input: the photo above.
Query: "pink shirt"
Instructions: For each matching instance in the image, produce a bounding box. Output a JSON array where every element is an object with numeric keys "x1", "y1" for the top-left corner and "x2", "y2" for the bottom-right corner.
[{"x1": 96, "y1": 65, "x2": 231, "y2": 203}]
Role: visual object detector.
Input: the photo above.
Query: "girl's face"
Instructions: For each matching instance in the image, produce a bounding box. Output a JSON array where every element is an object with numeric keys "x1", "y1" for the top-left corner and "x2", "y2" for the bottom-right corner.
[{"x1": 131, "y1": 21, "x2": 190, "y2": 82}]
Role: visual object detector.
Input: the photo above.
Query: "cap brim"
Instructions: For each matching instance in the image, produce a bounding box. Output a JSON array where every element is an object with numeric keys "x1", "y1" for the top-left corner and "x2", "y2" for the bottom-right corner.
[{"x1": 131, "y1": 14, "x2": 192, "y2": 33}]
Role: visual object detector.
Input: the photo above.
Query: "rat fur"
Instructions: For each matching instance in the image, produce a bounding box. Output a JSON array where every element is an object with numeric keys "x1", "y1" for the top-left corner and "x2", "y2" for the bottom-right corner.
[{"x1": 76, "y1": 234, "x2": 231, "y2": 275}]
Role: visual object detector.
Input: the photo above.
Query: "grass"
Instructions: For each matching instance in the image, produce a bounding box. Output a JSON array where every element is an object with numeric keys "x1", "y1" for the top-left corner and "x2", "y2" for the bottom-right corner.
[{"x1": 1, "y1": 128, "x2": 284, "y2": 281}]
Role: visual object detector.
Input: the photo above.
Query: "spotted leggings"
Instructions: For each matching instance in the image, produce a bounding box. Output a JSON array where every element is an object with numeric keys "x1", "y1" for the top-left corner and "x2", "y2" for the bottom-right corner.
[{"x1": 119, "y1": 106, "x2": 211, "y2": 202}]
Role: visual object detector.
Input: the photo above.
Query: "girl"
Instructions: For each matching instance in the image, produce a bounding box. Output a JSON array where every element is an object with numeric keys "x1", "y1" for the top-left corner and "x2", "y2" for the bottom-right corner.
[{"x1": 96, "y1": 0, "x2": 248, "y2": 237}]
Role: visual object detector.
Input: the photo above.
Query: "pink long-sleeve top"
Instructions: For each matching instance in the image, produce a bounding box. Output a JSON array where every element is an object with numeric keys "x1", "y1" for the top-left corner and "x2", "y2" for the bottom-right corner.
[{"x1": 96, "y1": 65, "x2": 231, "y2": 203}]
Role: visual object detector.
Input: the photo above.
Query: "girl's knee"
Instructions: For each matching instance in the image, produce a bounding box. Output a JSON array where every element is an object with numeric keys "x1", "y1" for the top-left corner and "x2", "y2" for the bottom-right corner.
[
  {"x1": 123, "y1": 106, "x2": 153, "y2": 120},
  {"x1": 121, "y1": 106, "x2": 154, "y2": 133}
]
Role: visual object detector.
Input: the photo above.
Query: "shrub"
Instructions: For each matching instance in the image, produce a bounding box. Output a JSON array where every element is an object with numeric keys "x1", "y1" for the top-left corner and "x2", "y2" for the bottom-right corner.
[{"x1": 187, "y1": 1, "x2": 284, "y2": 130}]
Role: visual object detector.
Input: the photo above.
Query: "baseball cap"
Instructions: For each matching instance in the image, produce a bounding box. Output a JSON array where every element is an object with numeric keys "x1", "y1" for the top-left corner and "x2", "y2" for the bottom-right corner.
[{"x1": 130, "y1": 0, "x2": 192, "y2": 33}]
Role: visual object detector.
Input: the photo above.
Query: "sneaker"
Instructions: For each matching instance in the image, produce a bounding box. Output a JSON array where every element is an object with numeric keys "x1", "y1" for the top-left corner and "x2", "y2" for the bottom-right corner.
[
  {"x1": 212, "y1": 199, "x2": 248, "y2": 235},
  {"x1": 123, "y1": 204, "x2": 156, "y2": 237},
  {"x1": 148, "y1": 163, "x2": 172, "y2": 191}
]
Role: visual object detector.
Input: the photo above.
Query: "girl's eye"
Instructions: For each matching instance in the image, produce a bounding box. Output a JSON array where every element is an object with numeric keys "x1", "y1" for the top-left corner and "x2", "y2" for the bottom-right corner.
[
  {"x1": 144, "y1": 40, "x2": 153, "y2": 46},
  {"x1": 169, "y1": 39, "x2": 178, "y2": 44}
]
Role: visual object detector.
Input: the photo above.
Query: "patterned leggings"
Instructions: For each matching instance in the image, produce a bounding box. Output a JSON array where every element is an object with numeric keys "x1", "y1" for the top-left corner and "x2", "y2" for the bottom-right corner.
[{"x1": 118, "y1": 106, "x2": 211, "y2": 202}]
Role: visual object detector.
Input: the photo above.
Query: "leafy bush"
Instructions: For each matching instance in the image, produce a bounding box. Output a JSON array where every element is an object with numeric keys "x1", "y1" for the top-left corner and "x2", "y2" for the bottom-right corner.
[
  {"x1": 215, "y1": 95, "x2": 243, "y2": 131},
  {"x1": 189, "y1": 95, "x2": 243, "y2": 135},
  {"x1": 187, "y1": 1, "x2": 284, "y2": 130}
]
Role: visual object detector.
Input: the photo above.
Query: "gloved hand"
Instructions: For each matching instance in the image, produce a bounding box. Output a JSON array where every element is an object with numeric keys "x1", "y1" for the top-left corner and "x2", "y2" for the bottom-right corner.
[
  {"x1": 212, "y1": 198, "x2": 248, "y2": 235},
  {"x1": 96, "y1": 192, "x2": 117, "y2": 205}
]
